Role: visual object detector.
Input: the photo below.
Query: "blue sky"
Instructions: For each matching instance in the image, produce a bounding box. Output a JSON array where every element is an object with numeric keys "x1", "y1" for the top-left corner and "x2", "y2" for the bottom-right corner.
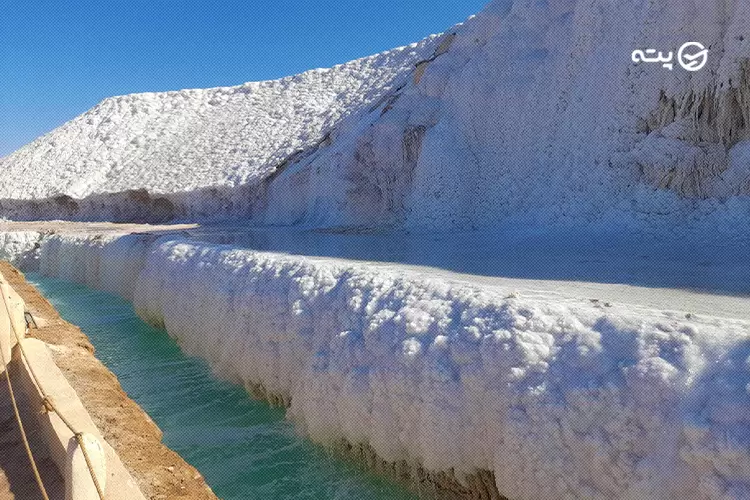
[{"x1": 1, "y1": 0, "x2": 487, "y2": 157}]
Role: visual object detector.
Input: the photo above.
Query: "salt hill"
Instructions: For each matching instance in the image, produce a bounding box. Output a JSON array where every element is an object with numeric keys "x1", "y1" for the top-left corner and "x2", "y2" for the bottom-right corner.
[
  {"x1": 0, "y1": 36, "x2": 440, "y2": 221},
  {"x1": 2, "y1": 0, "x2": 750, "y2": 234}
]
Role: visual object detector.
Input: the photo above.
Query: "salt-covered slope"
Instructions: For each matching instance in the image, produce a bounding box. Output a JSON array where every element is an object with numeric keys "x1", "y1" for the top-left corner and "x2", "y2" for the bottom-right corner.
[
  {"x1": 255, "y1": 0, "x2": 750, "y2": 232},
  {"x1": 5, "y1": 1, "x2": 750, "y2": 231},
  {"x1": 2, "y1": 229, "x2": 750, "y2": 499},
  {"x1": 0, "y1": 36, "x2": 438, "y2": 210}
]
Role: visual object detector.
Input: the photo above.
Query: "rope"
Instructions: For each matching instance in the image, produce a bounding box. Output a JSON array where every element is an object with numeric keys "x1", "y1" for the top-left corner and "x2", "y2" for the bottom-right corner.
[
  {"x1": 1, "y1": 284, "x2": 106, "y2": 500},
  {"x1": 0, "y1": 330, "x2": 50, "y2": 500}
]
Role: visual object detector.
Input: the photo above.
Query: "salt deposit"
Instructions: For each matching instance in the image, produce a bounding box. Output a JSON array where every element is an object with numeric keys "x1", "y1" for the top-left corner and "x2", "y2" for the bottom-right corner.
[
  {"x1": 0, "y1": 231, "x2": 43, "y2": 269},
  {"x1": 3, "y1": 1, "x2": 750, "y2": 231},
  {"x1": 1, "y1": 229, "x2": 748, "y2": 499},
  {"x1": 0, "y1": 36, "x2": 439, "y2": 218}
]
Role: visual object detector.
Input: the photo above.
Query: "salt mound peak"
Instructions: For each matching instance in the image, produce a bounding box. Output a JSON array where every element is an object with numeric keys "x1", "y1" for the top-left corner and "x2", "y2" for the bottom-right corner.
[{"x1": 0, "y1": 37, "x2": 440, "y2": 201}]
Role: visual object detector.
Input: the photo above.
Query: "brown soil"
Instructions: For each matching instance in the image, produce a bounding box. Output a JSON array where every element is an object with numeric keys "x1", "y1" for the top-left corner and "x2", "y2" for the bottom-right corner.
[{"x1": 0, "y1": 261, "x2": 218, "y2": 500}]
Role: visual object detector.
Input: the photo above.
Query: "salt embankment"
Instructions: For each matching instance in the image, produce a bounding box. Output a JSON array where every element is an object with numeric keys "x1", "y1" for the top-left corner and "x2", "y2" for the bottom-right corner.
[{"x1": 1, "y1": 229, "x2": 749, "y2": 499}]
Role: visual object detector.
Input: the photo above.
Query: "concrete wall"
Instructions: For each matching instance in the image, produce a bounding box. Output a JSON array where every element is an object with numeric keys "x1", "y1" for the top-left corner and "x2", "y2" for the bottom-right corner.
[{"x1": 0, "y1": 273, "x2": 25, "y2": 375}]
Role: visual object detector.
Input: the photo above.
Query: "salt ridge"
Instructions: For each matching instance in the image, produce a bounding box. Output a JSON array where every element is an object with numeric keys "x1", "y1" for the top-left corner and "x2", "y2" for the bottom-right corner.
[
  {"x1": 1, "y1": 230, "x2": 748, "y2": 499},
  {"x1": 3, "y1": 1, "x2": 750, "y2": 232}
]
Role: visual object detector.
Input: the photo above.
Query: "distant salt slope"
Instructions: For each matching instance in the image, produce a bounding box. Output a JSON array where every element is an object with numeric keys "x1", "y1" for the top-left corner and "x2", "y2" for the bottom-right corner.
[{"x1": 0, "y1": 37, "x2": 439, "y2": 201}]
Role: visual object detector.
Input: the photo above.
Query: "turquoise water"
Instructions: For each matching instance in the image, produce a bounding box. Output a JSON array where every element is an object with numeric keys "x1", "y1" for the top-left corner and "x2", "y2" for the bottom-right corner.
[{"x1": 27, "y1": 274, "x2": 416, "y2": 500}]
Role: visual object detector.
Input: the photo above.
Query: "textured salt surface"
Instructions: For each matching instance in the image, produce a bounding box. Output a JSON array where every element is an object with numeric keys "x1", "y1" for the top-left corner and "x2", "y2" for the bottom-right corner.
[
  {"x1": 0, "y1": 37, "x2": 438, "y2": 202},
  {"x1": 0, "y1": 229, "x2": 746, "y2": 499}
]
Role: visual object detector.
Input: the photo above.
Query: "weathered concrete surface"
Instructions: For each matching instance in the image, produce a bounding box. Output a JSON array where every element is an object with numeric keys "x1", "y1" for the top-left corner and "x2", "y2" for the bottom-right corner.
[
  {"x1": 0, "y1": 359, "x2": 65, "y2": 500},
  {"x1": 13, "y1": 339, "x2": 144, "y2": 500},
  {"x1": 0, "y1": 276, "x2": 24, "y2": 376}
]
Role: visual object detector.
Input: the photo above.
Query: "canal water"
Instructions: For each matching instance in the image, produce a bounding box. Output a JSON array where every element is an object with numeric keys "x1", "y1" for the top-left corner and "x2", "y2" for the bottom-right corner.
[{"x1": 27, "y1": 274, "x2": 416, "y2": 500}]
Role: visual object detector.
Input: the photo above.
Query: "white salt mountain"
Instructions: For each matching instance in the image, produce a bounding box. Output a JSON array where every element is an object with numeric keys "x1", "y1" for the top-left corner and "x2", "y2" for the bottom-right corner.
[
  {"x1": 0, "y1": 36, "x2": 440, "y2": 221},
  {"x1": 257, "y1": 0, "x2": 750, "y2": 233},
  {"x1": 3, "y1": 0, "x2": 750, "y2": 232}
]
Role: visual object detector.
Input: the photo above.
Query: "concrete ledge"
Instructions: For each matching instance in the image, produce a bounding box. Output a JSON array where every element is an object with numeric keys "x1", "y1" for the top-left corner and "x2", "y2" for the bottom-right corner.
[
  {"x1": 1, "y1": 271, "x2": 146, "y2": 500},
  {"x1": 0, "y1": 275, "x2": 25, "y2": 375}
]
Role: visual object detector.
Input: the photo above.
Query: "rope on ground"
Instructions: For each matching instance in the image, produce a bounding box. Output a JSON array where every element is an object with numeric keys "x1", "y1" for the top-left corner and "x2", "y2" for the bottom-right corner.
[
  {"x1": 0, "y1": 324, "x2": 50, "y2": 500},
  {"x1": 1, "y1": 286, "x2": 106, "y2": 500}
]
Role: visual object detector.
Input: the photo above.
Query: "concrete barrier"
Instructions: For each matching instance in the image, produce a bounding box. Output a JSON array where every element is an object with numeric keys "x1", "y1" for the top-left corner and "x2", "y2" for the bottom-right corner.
[
  {"x1": 0, "y1": 271, "x2": 146, "y2": 500},
  {"x1": 0, "y1": 274, "x2": 25, "y2": 374}
]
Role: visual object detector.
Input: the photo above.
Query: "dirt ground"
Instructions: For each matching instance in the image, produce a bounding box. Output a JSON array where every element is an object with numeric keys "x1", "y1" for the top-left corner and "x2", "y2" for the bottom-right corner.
[{"x1": 0, "y1": 261, "x2": 217, "y2": 500}]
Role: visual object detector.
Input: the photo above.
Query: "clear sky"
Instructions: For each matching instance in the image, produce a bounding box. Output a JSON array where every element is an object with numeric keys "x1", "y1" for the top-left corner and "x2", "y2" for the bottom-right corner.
[{"x1": 1, "y1": 0, "x2": 487, "y2": 157}]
